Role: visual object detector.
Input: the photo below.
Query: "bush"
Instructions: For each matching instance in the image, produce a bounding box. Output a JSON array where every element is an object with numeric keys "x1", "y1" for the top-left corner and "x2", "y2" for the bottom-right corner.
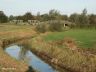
[
  {"x1": 35, "y1": 24, "x2": 46, "y2": 33},
  {"x1": 49, "y1": 20, "x2": 63, "y2": 32},
  {"x1": 35, "y1": 20, "x2": 65, "y2": 33},
  {"x1": 0, "y1": 13, "x2": 8, "y2": 23}
]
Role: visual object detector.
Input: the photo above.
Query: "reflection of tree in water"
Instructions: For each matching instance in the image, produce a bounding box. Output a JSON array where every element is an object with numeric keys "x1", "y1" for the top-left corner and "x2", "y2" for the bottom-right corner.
[
  {"x1": 19, "y1": 46, "x2": 35, "y2": 72},
  {"x1": 26, "y1": 66, "x2": 35, "y2": 72},
  {"x1": 19, "y1": 46, "x2": 28, "y2": 60}
]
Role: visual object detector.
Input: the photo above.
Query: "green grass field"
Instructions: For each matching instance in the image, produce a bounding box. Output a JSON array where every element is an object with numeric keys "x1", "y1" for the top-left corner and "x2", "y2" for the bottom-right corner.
[{"x1": 43, "y1": 29, "x2": 96, "y2": 48}]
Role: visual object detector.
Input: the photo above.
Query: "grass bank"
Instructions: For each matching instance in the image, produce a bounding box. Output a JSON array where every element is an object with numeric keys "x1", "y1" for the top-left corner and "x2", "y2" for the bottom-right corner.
[
  {"x1": 0, "y1": 24, "x2": 37, "y2": 72},
  {"x1": 0, "y1": 47, "x2": 28, "y2": 72},
  {"x1": 28, "y1": 36, "x2": 96, "y2": 72},
  {"x1": 25, "y1": 29, "x2": 96, "y2": 72}
]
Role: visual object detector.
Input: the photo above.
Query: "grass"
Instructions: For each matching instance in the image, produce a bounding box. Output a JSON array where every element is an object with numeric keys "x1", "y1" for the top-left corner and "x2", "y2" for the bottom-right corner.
[
  {"x1": 0, "y1": 24, "x2": 37, "y2": 39},
  {"x1": 0, "y1": 23, "x2": 37, "y2": 72},
  {"x1": 43, "y1": 29, "x2": 96, "y2": 48},
  {"x1": 0, "y1": 47, "x2": 28, "y2": 72},
  {"x1": 0, "y1": 23, "x2": 96, "y2": 72},
  {"x1": 29, "y1": 37, "x2": 96, "y2": 72}
]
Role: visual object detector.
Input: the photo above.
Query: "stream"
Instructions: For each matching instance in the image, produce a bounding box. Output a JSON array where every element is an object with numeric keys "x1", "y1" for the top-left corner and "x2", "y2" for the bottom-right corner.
[{"x1": 5, "y1": 45, "x2": 58, "y2": 72}]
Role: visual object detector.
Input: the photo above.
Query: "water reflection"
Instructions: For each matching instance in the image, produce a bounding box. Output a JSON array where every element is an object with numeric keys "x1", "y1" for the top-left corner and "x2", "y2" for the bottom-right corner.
[
  {"x1": 19, "y1": 46, "x2": 28, "y2": 60},
  {"x1": 5, "y1": 45, "x2": 58, "y2": 72}
]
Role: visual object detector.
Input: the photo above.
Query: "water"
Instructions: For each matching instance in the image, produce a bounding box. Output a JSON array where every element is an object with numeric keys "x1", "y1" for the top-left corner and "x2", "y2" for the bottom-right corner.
[{"x1": 5, "y1": 45, "x2": 58, "y2": 72}]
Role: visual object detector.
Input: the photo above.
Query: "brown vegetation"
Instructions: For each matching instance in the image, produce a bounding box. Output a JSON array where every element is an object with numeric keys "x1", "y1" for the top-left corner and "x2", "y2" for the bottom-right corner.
[
  {"x1": 30, "y1": 37, "x2": 96, "y2": 72},
  {"x1": 0, "y1": 28, "x2": 37, "y2": 72},
  {"x1": 0, "y1": 47, "x2": 28, "y2": 72}
]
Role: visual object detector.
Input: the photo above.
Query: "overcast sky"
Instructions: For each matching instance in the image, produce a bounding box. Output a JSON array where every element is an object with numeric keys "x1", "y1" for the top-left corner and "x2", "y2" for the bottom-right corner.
[{"x1": 0, "y1": 0, "x2": 96, "y2": 16}]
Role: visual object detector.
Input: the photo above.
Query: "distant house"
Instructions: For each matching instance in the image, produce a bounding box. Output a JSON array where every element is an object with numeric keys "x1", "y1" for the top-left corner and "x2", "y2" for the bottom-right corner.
[
  {"x1": 10, "y1": 20, "x2": 23, "y2": 24},
  {"x1": 28, "y1": 20, "x2": 40, "y2": 25},
  {"x1": 10, "y1": 20, "x2": 17, "y2": 24}
]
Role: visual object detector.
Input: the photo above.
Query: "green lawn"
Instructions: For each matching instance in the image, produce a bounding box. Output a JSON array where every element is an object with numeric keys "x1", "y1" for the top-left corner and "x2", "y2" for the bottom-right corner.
[{"x1": 43, "y1": 29, "x2": 96, "y2": 48}]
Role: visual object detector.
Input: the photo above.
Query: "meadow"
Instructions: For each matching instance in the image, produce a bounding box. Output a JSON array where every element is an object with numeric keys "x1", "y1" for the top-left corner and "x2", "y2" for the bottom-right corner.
[
  {"x1": 0, "y1": 23, "x2": 96, "y2": 72},
  {"x1": 29, "y1": 29, "x2": 96, "y2": 72},
  {"x1": 43, "y1": 29, "x2": 96, "y2": 49}
]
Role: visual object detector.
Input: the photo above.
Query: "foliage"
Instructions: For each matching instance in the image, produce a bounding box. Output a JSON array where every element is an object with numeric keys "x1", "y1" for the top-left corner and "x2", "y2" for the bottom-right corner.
[
  {"x1": 35, "y1": 20, "x2": 64, "y2": 33},
  {"x1": 36, "y1": 12, "x2": 41, "y2": 21},
  {"x1": 9, "y1": 15, "x2": 14, "y2": 21},
  {"x1": 31, "y1": 37, "x2": 96, "y2": 72},
  {"x1": 48, "y1": 9, "x2": 60, "y2": 20},
  {"x1": 60, "y1": 15, "x2": 68, "y2": 20},
  {"x1": 0, "y1": 11, "x2": 8, "y2": 23},
  {"x1": 79, "y1": 9, "x2": 89, "y2": 27},
  {"x1": 35, "y1": 24, "x2": 46, "y2": 33},
  {"x1": 23, "y1": 12, "x2": 35, "y2": 22},
  {"x1": 89, "y1": 14, "x2": 96, "y2": 27},
  {"x1": 69, "y1": 9, "x2": 89, "y2": 28},
  {"x1": 49, "y1": 20, "x2": 63, "y2": 32},
  {"x1": 69, "y1": 13, "x2": 79, "y2": 24},
  {"x1": 40, "y1": 14, "x2": 49, "y2": 21},
  {"x1": 1, "y1": 9, "x2": 96, "y2": 28}
]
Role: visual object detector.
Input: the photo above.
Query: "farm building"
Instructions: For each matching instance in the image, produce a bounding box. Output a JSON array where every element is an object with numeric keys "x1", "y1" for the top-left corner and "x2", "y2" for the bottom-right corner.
[
  {"x1": 28, "y1": 20, "x2": 40, "y2": 25},
  {"x1": 10, "y1": 20, "x2": 23, "y2": 24}
]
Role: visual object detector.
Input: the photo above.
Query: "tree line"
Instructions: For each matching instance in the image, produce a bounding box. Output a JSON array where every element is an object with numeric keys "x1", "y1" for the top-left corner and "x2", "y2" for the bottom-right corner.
[{"x1": 0, "y1": 9, "x2": 96, "y2": 28}]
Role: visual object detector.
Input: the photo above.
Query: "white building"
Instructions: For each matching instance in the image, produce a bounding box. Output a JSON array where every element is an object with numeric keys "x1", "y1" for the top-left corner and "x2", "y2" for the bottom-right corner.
[{"x1": 28, "y1": 20, "x2": 40, "y2": 25}]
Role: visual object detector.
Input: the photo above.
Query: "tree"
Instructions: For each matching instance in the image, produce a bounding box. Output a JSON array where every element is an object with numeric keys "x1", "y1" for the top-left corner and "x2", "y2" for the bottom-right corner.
[
  {"x1": 60, "y1": 15, "x2": 68, "y2": 21},
  {"x1": 16, "y1": 16, "x2": 23, "y2": 20},
  {"x1": 69, "y1": 9, "x2": 89, "y2": 28},
  {"x1": 79, "y1": 8, "x2": 89, "y2": 27},
  {"x1": 82, "y1": 8, "x2": 87, "y2": 15},
  {"x1": 41, "y1": 13, "x2": 49, "y2": 21},
  {"x1": 49, "y1": 9, "x2": 60, "y2": 20},
  {"x1": 69, "y1": 13, "x2": 79, "y2": 24},
  {"x1": 36, "y1": 12, "x2": 41, "y2": 21},
  {"x1": 9, "y1": 15, "x2": 14, "y2": 21},
  {"x1": 0, "y1": 11, "x2": 8, "y2": 23},
  {"x1": 23, "y1": 12, "x2": 34, "y2": 22},
  {"x1": 89, "y1": 14, "x2": 96, "y2": 27}
]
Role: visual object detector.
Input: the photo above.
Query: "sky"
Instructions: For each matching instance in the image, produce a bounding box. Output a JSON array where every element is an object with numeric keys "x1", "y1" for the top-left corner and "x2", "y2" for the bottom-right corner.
[{"x1": 0, "y1": 0, "x2": 96, "y2": 16}]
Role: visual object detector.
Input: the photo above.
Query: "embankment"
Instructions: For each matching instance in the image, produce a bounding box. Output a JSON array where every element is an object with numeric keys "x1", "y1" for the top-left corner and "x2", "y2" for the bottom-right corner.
[
  {"x1": 0, "y1": 32, "x2": 37, "y2": 72},
  {"x1": 0, "y1": 46, "x2": 28, "y2": 72},
  {"x1": 29, "y1": 37, "x2": 96, "y2": 72},
  {"x1": 1, "y1": 33, "x2": 96, "y2": 72}
]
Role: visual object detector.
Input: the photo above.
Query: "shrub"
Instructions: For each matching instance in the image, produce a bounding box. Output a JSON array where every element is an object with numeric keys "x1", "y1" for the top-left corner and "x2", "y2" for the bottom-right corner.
[
  {"x1": 35, "y1": 24, "x2": 46, "y2": 33},
  {"x1": 49, "y1": 20, "x2": 63, "y2": 32}
]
